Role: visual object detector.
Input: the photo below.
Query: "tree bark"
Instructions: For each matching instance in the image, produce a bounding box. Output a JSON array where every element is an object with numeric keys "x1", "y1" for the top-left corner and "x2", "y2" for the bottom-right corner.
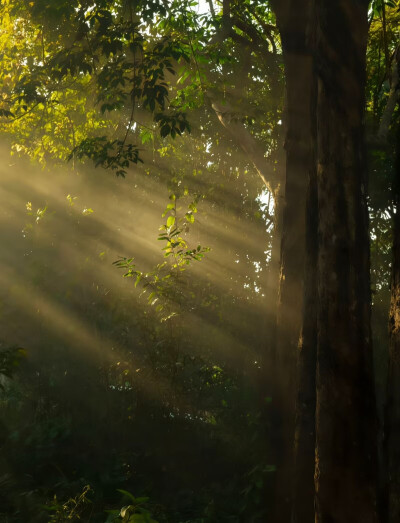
[
  {"x1": 314, "y1": 1, "x2": 379, "y2": 521},
  {"x1": 293, "y1": 171, "x2": 318, "y2": 523},
  {"x1": 292, "y1": 49, "x2": 318, "y2": 523},
  {"x1": 271, "y1": 2, "x2": 314, "y2": 520},
  {"x1": 386, "y1": 116, "x2": 400, "y2": 523}
]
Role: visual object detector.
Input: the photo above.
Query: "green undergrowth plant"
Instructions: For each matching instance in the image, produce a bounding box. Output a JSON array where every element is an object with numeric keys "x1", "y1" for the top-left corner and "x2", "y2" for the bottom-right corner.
[
  {"x1": 106, "y1": 490, "x2": 158, "y2": 523},
  {"x1": 114, "y1": 194, "x2": 209, "y2": 322},
  {"x1": 0, "y1": 346, "x2": 26, "y2": 386},
  {"x1": 42, "y1": 485, "x2": 93, "y2": 522}
]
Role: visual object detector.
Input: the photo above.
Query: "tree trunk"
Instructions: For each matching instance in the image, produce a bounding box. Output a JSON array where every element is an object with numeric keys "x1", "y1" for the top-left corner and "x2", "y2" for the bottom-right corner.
[
  {"x1": 386, "y1": 116, "x2": 400, "y2": 523},
  {"x1": 293, "y1": 174, "x2": 317, "y2": 523},
  {"x1": 314, "y1": 1, "x2": 379, "y2": 521},
  {"x1": 271, "y1": 2, "x2": 313, "y2": 520},
  {"x1": 292, "y1": 62, "x2": 318, "y2": 523},
  {"x1": 266, "y1": 183, "x2": 284, "y2": 352}
]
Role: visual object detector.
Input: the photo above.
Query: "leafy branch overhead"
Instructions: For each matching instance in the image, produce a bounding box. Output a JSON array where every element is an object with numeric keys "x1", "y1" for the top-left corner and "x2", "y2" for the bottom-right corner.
[
  {"x1": 69, "y1": 136, "x2": 143, "y2": 177},
  {"x1": 1, "y1": 0, "x2": 283, "y2": 188},
  {"x1": 1, "y1": 0, "x2": 194, "y2": 172}
]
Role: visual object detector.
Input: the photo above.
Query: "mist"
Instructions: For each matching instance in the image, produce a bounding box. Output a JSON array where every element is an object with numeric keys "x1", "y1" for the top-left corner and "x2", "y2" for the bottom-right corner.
[
  {"x1": 0, "y1": 142, "x2": 277, "y2": 519},
  {"x1": 1, "y1": 1, "x2": 397, "y2": 521}
]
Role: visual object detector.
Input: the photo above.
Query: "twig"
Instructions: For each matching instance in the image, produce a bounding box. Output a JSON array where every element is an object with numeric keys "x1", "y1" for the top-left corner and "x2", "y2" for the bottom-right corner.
[{"x1": 206, "y1": 0, "x2": 216, "y2": 18}]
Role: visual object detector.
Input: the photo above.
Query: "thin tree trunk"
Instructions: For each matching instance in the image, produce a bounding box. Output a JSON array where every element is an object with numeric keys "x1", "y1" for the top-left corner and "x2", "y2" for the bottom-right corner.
[
  {"x1": 314, "y1": 1, "x2": 379, "y2": 521},
  {"x1": 377, "y1": 45, "x2": 400, "y2": 143},
  {"x1": 266, "y1": 184, "x2": 284, "y2": 351},
  {"x1": 386, "y1": 116, "x2": 400, "y2": 523}
]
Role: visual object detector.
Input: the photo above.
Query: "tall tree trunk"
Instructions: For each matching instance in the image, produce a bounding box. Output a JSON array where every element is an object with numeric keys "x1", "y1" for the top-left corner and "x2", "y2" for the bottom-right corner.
[
  {"x1": 292, "y1": 67, "x2": 318, "y2": 523},
  {"x1": 291, "y1": 6, "x2": 318, "y2": 521},
  {"x1": 293, "y1": 173, "x2": 318, "y2": 523},
  {"x1": 314, "y1": 1, "x2": 379, "y2": 521},
  {"x1": 271, "y1": 2, "x2": 313, "y2": 520},
  {"x1": 386, "y1": 116, "x2": 400, "y2": 523}
]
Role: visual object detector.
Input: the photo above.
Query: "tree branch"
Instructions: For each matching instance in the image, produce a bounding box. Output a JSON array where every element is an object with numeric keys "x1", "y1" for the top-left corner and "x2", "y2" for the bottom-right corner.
[
  {"x1": 240, "y1": 5, "x2": 278, "y2": 53},
  {"x1": 207, "y1": 0, "x2": 216, "y2": 19},
  {"x1": 210, "y1": 98, "x2": 280, "y2": 192},
  {"x1": 231, "y1": 15, "x2": 266, "y2": 50}
]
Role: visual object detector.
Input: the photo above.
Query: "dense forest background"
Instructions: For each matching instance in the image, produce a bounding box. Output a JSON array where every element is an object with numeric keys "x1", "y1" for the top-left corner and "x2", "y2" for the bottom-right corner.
[{"x1": 0, "y1": 1, "x2": 399, "y2": 522}]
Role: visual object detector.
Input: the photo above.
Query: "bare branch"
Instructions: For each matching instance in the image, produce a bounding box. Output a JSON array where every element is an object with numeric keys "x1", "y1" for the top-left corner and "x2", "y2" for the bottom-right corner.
[
  {"x1": 206, "y1": 0, "x2": 216, "y2": 18},
  {"x1": 244, "y1": 5, "x2": 278, "y2": 53},
  {"x1": 210, "y1": 99, "x2": 280, "y2": 192}
]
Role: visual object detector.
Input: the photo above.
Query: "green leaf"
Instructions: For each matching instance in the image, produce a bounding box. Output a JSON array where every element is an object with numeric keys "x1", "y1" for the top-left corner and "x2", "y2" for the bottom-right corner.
[
  {"x1": 166, "y1": 216, "x2": 175, "y2": 228},
  {"x1": 134, "y1": 497, "x2": 150, "y2": 504},
  {"x1": 117, "y1": 489, "x2": 137, "y2": 503},
  {"x1": 129, "y1": 515, "x2": 157, "y2": 523},
  {"x1": 120, "y1": 505, "x2": 132, "y2": 518},
  {"x1": 160, "y1": 124, "x2": 170, "y2": 138},
  {"x1": 135, "y1": 274, "x2": 142, "y2": 288}
]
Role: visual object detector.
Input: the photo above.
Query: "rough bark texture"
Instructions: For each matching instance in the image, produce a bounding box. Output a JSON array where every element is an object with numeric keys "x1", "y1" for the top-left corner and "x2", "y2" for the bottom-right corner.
[
  {"x1": 271, "y1": 2, "x2": 313, "y2": 521},
  {"x1": 292, "y1": 57, "x2": 317, "y2": 523},
  {"x1": 293, "y1": 175, "x2": 317, "y2": 523},
  {"x1": 386, "y1": 120, "x2": 400, "y2": 523},
  {"x1": 314, "y1": 1, "x2": 379, "y2": 521},
  {"x1": 288, "y1": 6, "x2": 318, "y2": 523}
]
